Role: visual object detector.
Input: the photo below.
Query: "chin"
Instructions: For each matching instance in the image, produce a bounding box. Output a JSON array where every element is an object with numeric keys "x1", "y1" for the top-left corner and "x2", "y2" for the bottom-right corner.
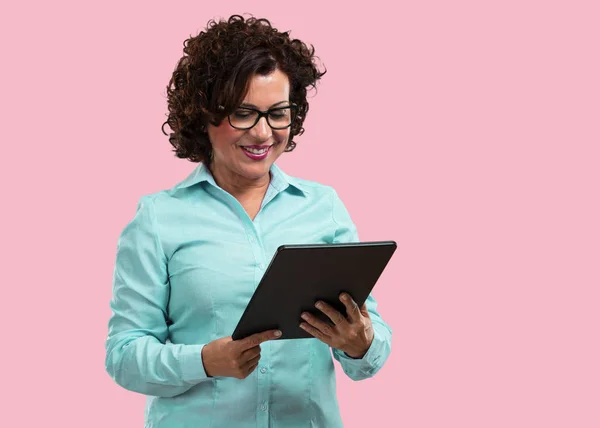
[{"x1": 240, "y1": 162, "x2": 273, "y2": 179}]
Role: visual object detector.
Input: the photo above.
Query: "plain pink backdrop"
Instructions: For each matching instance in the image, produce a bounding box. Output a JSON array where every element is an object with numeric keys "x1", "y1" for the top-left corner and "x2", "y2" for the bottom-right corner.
[{"x1": 2, "y1": 0, "x2": 599, "y2": 427}]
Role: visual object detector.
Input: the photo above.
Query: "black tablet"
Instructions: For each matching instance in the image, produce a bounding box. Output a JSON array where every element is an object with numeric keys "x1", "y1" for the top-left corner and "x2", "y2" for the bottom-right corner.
[{"x1": 232, "y1": 240, "x2": 397, "y2": 340}]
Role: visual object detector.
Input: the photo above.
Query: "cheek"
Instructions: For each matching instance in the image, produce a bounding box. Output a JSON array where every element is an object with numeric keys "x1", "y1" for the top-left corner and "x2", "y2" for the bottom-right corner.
[
  {"x1": 274, "y1": 129, "x2": 290, "y2": 144},
  {"x1": 210, "y1": 123, "x2": 242, "y2": 149}
]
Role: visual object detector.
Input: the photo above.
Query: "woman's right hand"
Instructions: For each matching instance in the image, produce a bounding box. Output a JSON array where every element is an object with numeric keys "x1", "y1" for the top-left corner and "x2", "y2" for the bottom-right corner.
[{"x1": 201, "y1": 329, "x2": 282, "y2": 379}]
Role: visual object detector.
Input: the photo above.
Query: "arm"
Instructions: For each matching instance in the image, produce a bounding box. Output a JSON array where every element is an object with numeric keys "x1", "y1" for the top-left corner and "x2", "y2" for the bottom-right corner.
[
  {"x1": 104, "y1": 196, "x2": 209, "y2": 397},
  {"x1": 329, "y1": 189, "x2": 393, "y2": 381}
]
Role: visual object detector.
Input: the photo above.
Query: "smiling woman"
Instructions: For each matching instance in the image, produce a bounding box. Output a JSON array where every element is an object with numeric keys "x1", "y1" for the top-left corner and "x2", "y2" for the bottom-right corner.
[
  {"x1": 105, "y1": 14, "x2": 393, "y2": 428},
  {"x1": 161, "y1": 15, "x2": 322, "y2": 164},
  {"x1": 207, "y1": 69, "x2": 293, "y2": 196}
]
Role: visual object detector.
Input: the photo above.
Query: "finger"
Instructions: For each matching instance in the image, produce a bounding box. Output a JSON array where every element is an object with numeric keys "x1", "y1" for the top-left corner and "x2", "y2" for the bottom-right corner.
[
  {"x1": 246, "y1": 360, "x2": 259, "y2": 376},
  {"x1": 299, "y1": 321, "x2": 332, "y2": 345},
  {"x1": 243, "y1": 353, "x2": 261, "y2": 370},
  {"x1": 240, "y1": 346, "x2": 261, "y2": 363},
  {"x1": 301, "y1": 312, "x2": 334, "y2": 337},
  {"x1": 359, "y1": 302, "x2": 371, "y2": 319},
  {"x1": 238, "y1": 329, "x2": 282, "y2": 351},
  {"x1": 340, "y1": 293, "x2": 361, "y2": 322},
  {"x1": 315, "y1": 301, "x2": 348, "y2": 326},
  {"x1": 239, "y1": 358, "x2": 260, "y2": 379}
]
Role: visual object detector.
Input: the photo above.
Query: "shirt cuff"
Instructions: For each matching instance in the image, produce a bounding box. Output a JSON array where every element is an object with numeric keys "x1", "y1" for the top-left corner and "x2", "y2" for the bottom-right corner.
[
  {"x1": 178, "y1": 344, "x2": 208, "y2": 382},
  {"x1": 337, "y1": 330, "x2": 385, "y2": 374}
]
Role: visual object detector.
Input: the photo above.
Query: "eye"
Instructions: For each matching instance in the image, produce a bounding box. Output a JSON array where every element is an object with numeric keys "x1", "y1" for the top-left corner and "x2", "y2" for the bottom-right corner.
[
  {"x1": 233, "y1": 109, "x2": 254, "y2": 119},
  {"x1": 269, "y1": 109, "x2": 290, "y2": 119}
]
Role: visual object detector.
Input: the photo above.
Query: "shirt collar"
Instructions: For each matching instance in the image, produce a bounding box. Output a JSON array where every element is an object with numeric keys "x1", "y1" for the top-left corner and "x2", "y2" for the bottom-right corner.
[{"x1": 176, "y1": 162, "x2": 308, "y2": 196}]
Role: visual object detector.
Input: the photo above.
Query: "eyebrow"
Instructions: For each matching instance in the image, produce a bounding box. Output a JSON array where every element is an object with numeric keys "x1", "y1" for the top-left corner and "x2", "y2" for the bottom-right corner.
[{"x1": 239, "y1": 100, "x2": 289, "y2": 109}]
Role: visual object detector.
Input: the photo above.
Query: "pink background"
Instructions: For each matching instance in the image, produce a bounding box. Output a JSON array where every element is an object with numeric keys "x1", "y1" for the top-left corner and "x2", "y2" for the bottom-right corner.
[{"x1": 3, "y1": 0, "x2": 599, "y2": 426}]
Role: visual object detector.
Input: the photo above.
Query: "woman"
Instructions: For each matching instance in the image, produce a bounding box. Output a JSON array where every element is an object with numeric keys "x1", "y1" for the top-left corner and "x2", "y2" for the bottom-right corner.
[{"x1": 105, "y1": 15, "x2": 392, "y2": 427}]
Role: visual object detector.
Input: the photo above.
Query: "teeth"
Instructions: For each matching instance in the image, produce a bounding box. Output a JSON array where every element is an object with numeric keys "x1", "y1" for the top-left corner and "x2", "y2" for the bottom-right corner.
[{"x1": 243, "y1": 146, "x2": 269, "y2": 154}]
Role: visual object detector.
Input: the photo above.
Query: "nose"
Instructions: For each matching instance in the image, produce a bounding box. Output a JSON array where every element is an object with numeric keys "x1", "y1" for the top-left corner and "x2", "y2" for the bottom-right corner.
[{"x1": 251, "y1": 116, "x2": 272, "y2": 141}]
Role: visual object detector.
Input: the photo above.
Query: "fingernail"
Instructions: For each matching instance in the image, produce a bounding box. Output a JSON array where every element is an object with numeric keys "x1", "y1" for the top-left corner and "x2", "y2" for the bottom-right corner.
[
  {"x1": 341, "y1": 293, "x2": 348, "y2": 300},
  {"x1": 301, "y1": 313, "x2": 308, "y2": 320},
  {"x1": 274, "y1": 330, "x2": 282, "y2": 337},
  {"x1": 315, "y1": 302, "x2": 323, "y2": 308}
]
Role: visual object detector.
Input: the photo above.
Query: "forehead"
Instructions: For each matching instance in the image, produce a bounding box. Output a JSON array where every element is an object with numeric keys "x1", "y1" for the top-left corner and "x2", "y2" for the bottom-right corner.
[{"x1": 242, "y1": 69, "x2": 290, "y2": 108}]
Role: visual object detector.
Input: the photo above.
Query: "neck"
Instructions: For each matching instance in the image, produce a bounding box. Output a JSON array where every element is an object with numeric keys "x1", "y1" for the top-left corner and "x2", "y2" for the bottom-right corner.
[{"x1": 208, "y1": 162, "x2": 271, "y2": 199}]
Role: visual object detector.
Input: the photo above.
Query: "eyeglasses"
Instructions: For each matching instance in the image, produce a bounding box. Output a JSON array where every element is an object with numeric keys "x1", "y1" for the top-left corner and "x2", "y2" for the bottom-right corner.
[{"x1": 226, "y1": 104, "x2": 298, "y2": 130}]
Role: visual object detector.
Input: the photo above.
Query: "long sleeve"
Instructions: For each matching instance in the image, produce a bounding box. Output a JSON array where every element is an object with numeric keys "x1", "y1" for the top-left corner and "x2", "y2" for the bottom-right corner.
[
  {"x1": 329, "y1": 189, "x2": 393, "y2": 381},
  {"x1": 105, "y1": 195, "x2": 209, "y2": 397}
]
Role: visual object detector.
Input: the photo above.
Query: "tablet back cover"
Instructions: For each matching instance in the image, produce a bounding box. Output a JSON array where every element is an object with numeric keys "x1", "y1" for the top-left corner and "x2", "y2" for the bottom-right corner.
[{"x1": 232, "y1": 241, "x2": 396, "y2": 340}]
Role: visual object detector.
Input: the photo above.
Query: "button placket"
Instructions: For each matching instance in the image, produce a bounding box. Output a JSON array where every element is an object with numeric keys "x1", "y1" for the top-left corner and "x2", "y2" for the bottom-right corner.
[
  {"x1": 256, "y1": 343, "x2": 270, "y2": 425},
  {"x1": 252, "y1": 222, "x2": 267, "y2": 277},
  {"x1": 247, "y1": 218, "x2": 270, "y2": 424},
  {"x1": 245, "y1": 223, "x2": 263, "y2": 287}
]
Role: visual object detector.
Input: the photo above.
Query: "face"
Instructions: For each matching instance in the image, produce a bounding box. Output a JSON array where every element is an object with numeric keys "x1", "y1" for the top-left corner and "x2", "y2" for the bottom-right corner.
[{"x1": 207, "y1": 68, "x2": 292, "y2": 187}]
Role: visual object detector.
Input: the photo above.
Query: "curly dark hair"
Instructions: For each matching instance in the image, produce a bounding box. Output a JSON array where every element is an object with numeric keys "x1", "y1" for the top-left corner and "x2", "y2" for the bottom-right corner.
[{"x1": 161, "y1": 15, "x2": 326, "y2": 163}]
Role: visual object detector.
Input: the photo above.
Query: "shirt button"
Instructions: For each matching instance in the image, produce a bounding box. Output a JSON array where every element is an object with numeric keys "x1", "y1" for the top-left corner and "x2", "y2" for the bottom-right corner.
[
  {"x1": 248, "y1": 236, "x2": 255, "y2": 243},
  {"x1": 258, "y1": 263, "x2": 264, "y2": 269},
  {"x1": 261, "y1": 403, "x2": 267, "y2": 411},
  {"x1": 260, "y1": 367, "x2": 267, "y2": 374}
]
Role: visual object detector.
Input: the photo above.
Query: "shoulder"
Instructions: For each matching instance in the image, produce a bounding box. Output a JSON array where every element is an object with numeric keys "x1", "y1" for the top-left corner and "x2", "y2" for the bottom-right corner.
[
  {"x1": 282, "y1": 173, "x2": 358, "y2": 240},
  {"x1": 123, "y1": 188, "x2": 185, "y2": 231},
  {"x1": 133, "y1": 190, "x2": 171, "y2": 212},
  {"x1": 296, "y1": 177, "x2": 335, "y2": 195},
  {"x1": 278, "y1": 167, "x2": 340, "y2": 201},
  {"x1": 282, "y1": 169, "x2": 354, "y2": 215},
  {"x1": 288, "y1": 176, "x2": 349, "y2": 212},
  {"x1": 134, "y1": 170, "x2": 207, "y2": 213}
]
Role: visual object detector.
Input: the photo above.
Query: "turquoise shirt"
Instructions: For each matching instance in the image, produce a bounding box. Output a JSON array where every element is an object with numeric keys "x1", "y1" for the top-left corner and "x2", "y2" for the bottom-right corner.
[{"x1": 105, "y1": 162, "x2": 392, "y2": 427}]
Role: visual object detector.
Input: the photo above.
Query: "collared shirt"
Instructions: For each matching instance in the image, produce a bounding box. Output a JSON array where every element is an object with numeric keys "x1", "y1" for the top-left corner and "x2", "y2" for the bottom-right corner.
[{"x1": 105, "y1": 162, "x2": 392, "y2": 428}]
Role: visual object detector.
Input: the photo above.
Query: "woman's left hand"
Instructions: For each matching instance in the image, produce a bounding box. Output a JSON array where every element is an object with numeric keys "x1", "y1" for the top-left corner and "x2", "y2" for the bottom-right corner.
[{"x1": 299, "y1": 293, "x2": 374, "y2": 359}]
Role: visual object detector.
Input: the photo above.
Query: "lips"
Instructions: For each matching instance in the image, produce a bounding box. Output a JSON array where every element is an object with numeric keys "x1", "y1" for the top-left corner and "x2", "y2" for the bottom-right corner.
[
  {"x1": 240, "y1": 144, "x2": 272, "y2": 160},
  {"x1": 241, "y1": 145, "x2": 272, "y2": 154}
]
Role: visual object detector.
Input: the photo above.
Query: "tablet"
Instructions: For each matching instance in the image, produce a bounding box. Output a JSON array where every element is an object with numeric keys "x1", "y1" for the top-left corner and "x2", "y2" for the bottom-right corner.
[{"x1": 232, "y1": 240, "x2": 397, "y2": 340}]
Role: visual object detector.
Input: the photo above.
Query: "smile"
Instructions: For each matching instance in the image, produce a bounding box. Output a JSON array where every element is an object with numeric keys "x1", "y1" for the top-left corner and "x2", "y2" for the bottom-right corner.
[
  {"x1": 240, "y1": 144, "x2": 274, "y2": 161},
  {"x1": 242, "y1": 146, "x2": 271, "y2": 154}
]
